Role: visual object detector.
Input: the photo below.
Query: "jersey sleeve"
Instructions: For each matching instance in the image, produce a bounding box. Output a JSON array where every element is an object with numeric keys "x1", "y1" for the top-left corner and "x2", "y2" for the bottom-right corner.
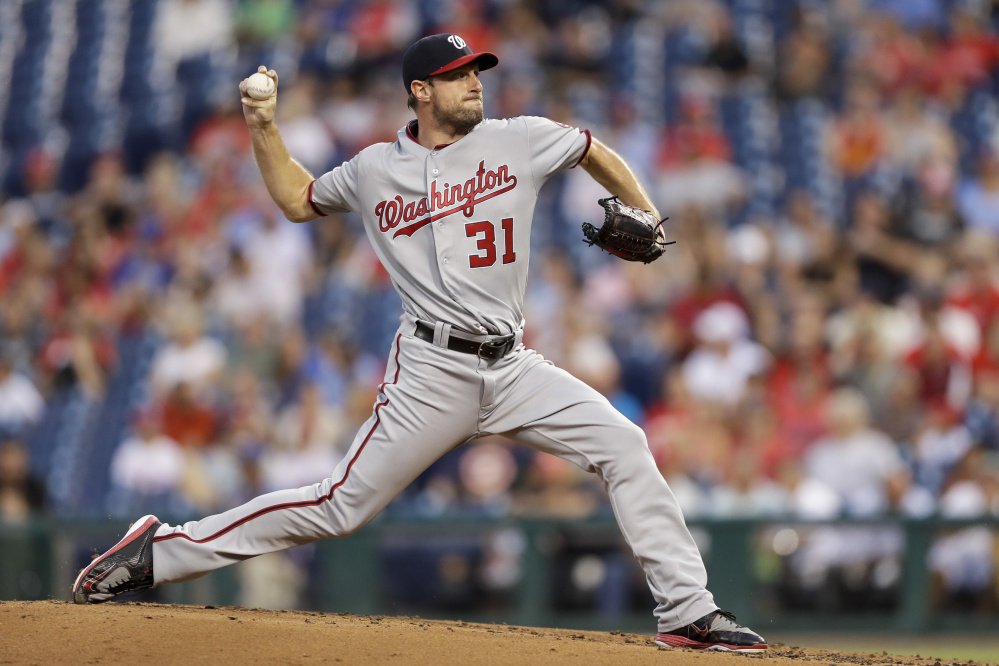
[
  {"x1": 523, "y1": 116, "x2": 592, "y2": 189},
  {"x1": 309, "y1": 155, "x2": 361, "y2": 215}
]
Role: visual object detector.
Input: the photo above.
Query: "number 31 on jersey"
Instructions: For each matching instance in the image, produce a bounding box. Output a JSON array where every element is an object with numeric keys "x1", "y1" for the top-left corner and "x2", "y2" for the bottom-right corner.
[{"x1": 465, "y1": 218, "x2": 516, "y2": 268}]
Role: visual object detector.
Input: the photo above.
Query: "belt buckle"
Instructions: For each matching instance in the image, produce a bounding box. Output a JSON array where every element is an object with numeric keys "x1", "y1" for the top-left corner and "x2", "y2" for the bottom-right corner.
[{"x1": 477, "y1": 336, "x2": 513, "y2": 360}]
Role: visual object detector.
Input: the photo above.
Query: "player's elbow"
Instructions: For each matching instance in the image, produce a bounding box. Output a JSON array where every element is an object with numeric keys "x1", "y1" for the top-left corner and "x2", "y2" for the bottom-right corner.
[
  {"x1": 283, "y1": 207, "x2": 317, "y2": 223},
  {"x1": 280, "y1": 199, "x2": 320, "y2": 223}
]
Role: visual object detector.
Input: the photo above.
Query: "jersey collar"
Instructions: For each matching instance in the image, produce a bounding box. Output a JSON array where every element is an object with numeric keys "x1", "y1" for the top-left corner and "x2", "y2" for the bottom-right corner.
[{"x1": 402, "y1": 119, "x2": 481, "y2": 152}]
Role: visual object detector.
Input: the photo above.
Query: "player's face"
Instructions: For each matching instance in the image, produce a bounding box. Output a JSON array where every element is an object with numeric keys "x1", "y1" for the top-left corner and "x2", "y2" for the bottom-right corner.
[{"x1": 429, "y1": 64, "x2": 484, "y2": 133}]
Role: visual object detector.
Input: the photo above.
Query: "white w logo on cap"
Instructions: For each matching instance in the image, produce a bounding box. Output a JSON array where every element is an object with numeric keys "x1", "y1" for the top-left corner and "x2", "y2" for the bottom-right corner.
[{"x1": 447, "y1": 34, "x2": 467, "y2": 49}]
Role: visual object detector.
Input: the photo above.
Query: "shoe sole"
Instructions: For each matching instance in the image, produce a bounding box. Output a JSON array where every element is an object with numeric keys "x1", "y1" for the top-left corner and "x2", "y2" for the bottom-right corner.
[
  {"x1": 72, "y1": 515, "x2": 159, "y2": 604},
  {"x1": 655, "y1": 636, "x2": 767, "y2": 653}
]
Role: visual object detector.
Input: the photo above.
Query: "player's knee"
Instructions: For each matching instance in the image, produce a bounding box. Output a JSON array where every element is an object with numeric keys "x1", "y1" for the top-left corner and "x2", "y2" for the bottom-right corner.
[
  {"x1": 615, "y1": 419, "x2": 649, "y2": 452},
  {"x1": 603, "y1": 420, "x2": 652, "y2": 469},
  {"x1": 327, "y1": 510, "x2": 367, "y2": 537}
]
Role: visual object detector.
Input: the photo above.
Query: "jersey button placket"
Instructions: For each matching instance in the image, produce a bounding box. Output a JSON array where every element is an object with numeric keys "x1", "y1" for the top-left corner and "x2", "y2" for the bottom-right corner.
[{"x1": 428, "y1": 159, "x2": 459, "y2": 295}]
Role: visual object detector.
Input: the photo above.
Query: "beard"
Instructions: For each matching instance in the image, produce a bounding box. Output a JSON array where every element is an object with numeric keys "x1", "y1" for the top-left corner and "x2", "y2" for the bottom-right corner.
[{"x1": 432, "y1": 97, "x2": 484, "y2": 135}]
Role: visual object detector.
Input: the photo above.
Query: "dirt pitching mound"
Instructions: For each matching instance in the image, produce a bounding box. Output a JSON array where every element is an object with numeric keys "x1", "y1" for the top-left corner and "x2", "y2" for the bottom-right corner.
[{"x1": 0, "y1": 600, "x2": 943, "y2": 665}]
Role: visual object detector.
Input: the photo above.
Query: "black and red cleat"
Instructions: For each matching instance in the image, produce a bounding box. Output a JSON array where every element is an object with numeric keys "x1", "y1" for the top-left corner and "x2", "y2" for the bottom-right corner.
[
  {"x1": 655, "y1": 610, "x2": 767, "y2": 652},
  {"x1": 72, "y1": 515, "x2": 160, "y2": 604}
]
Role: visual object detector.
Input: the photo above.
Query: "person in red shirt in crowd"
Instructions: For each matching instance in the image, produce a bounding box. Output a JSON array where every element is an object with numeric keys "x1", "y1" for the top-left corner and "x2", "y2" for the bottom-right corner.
[
  {"x1": 159, "y1": 382, "x2": 219, "y2": 449},
  {"x1": 825, "y1": 77, "x2": 887, "y2": 180},
  {"x1": 657, "y1": 96, "x2": 731, "y2": 168},
  {"x1": 863, "y1": 12, "x2": 929, "y2": 97},
  {"x1": 923, "y1": 8, "x2": 999, "y2": 98},
  {"x1": 946, "y1": 231, "x2": 999, "y2": 337},
  {"x1": 764, "y1": 296, "x2": 832, "y2": 473}
]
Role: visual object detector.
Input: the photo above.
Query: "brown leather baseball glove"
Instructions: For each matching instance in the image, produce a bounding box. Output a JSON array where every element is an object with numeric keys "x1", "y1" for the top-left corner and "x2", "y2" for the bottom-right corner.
[{"x1": 581, "y1": 197, "x2": 673, "y2": 263}]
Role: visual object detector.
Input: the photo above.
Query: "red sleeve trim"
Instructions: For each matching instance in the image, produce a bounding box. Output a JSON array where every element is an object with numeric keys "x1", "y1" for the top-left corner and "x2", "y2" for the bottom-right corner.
[
  {"x1": 307, "y1": 180, "x2": 326, "y2": 217},
  {"x1": 572, "y1": 129, "x2": 592, "y2": 168}
]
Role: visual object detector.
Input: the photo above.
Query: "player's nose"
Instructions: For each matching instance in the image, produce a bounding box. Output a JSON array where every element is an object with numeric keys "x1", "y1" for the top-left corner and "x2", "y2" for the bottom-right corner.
[{"x1": 468, "y1": 71, "x2": 482, "y2": 92}]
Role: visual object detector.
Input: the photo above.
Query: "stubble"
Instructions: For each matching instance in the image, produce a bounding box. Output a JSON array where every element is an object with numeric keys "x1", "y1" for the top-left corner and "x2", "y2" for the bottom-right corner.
[{"x1": 433, "y1": 97, "x2": 484, "y2": 136}]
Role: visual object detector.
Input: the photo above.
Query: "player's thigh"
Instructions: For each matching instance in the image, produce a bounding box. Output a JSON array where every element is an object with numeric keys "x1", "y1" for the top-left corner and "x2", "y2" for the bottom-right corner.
[
  {"x1": 486, "y1": 354, "x2": 647, "y2": 471},
  {"x1": 325, "y1": 335, "x2": 480, "y2": 504}
]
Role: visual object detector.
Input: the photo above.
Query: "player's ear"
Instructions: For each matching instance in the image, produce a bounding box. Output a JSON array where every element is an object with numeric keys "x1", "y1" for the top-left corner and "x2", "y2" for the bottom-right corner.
[{"x1": 411, "y1": 79, "x2": 432, "y2": 103}]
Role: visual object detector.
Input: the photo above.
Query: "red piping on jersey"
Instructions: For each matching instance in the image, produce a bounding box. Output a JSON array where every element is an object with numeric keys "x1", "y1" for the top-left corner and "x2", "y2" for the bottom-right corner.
[
  {"x1": 406, "y1": 120, "x2": 420, "y2": 145},
  {"x1": 307, "y1": 180, "x2": 326, "y2": 217},
  {"x1": 572, "y1": 129, "x2": 592, "y2": 168},
  {"x1": 153, "y1": 334, "x2": 405, "y2": 545}
]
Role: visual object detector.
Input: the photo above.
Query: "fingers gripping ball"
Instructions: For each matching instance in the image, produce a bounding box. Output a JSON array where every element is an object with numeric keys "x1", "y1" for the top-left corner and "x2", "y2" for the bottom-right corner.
[
  {"x1": 245, "y1": 72, "x2": 276, "y2": 100},
  {"x1": 581, "y1": 197, "x2": 674, "y2": 263}
]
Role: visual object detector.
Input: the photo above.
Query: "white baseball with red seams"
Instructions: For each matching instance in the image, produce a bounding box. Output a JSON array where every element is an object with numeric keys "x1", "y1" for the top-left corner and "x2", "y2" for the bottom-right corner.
[
  {"x1": 150, "y1": 115, "x2": 719, "y2": 631},
  {"x1": 244, "y1": 72, "x2": 275, "y2": 100}
]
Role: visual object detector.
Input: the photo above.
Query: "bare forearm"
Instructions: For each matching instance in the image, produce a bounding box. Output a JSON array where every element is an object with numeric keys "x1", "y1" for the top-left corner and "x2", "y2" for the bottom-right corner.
[
  {"x1": 581, "y1": 138, "x2": 659, "y2": 217},
  {"x1": 249, "y1": 123, "x2": 317, "y2": 222}
]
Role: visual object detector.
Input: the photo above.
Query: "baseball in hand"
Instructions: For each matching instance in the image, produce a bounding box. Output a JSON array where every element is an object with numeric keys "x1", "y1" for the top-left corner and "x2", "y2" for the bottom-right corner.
[{"x1": 245, "y1": 72, "x2": 276, "y2": 100}]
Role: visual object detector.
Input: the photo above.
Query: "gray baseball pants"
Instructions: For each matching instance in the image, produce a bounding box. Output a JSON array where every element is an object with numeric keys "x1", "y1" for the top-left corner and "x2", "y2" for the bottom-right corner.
[{"x1": 151, "y1": 323, "x2": 717, "y2": 631}]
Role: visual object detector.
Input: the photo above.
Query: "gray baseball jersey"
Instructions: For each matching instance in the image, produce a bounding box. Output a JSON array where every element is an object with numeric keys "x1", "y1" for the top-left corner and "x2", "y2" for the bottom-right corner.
[
  {"x1": 310, "y1": 116, "x2": 589, "y2": 336},
  {"x1": 150, "y1": 116, "x2": 718, "y2": 632}
]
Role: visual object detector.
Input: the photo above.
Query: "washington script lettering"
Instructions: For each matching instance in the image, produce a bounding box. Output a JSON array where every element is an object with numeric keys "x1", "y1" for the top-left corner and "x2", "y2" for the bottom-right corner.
[{"x1": 375, "y1": 161, "x2": 518, "y2": 238}]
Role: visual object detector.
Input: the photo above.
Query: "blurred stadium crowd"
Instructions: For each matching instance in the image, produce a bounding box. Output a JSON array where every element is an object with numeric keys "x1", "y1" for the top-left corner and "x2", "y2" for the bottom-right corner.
[{"x1": 2, "y1": 0, "x2": 999, "y2": 613}]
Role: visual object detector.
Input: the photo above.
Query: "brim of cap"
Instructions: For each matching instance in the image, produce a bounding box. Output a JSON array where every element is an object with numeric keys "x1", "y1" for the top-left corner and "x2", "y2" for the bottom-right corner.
[{"x1": 427, "y1": 51, "x2": 499, "y2": 78}]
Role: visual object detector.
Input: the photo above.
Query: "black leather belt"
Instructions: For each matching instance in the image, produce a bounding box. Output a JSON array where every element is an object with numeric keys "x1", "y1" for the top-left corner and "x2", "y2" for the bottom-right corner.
[{"x1": 414, "y1": 321, "x2": 516, "y2": 360}]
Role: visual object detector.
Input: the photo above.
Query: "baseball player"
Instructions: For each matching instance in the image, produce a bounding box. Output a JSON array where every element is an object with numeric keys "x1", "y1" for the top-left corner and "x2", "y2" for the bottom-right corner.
[{"x1": 73, "y1": 33, "x2": 766, "y2": 652}]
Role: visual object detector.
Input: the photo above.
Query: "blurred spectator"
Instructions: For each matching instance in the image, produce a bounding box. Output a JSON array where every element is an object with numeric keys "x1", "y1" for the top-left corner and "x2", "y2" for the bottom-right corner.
[
  {"x1": 348, "y1": 0, "x2": 419, "y2": 63},
  {"x1": 771, "y1": 191, "x2": 840, "y2": 293},
  {"x1": 155, "y1": 0, "x2": 236, "y2": 69},
  {"x1": 946, "y1": 231, "x2": 999, "y2": 336},
  {"x1": 803, "y1": 388, "x2": 910, "y2": 516},
  {"x1": 160, "y1": 382, "x2": 220, "y2": 449},
  {"x1": 149, "y1": 303, "x2": 226, "y2": 400},
  {"x1": 655, "y1": 97, "x2": 745, "y2": 217},
  {"x1": 709, "y1": 424, "x2": 789, "y2": 518},
  {"x1": 924, "y1": 7, "x2": 999, "y2": 97},
  {"x1": 892, "y1": 156, "x2": 963, "y2": 251},
  {"x1": 239, "y1": 197, "x2": 313, "y2": 328},
  {"x1": 263, "y1": 383, "x2": 345, "y2": 491},
  {"x1": 902, "y1": 291, "x2": 977, "y2": 410},
  {"x1": 965, "y1": 368, "x2": 999, "y2": 451},
  {"x1": 847, "y1": 189, "x2": 920, "y2": 303},
  {"x1": 700, "y1": 8, "x2": 750, "y2": 88},
  {"x1": 825, "y1": 78, "x2": 887, "y2": 182},
  {"x1": 910, "y1": 406, "x2": 975, "y2": 495},
  {"x1": 226, "y1": 316, "x2": 281, "y2": 380},
  {"x1": 929, "y1": 478, "x2": 998, "y2": 612},
  {"x1": 764, "y1": 293, "x2": 833, "y2": 470},
  {"x1": 565, "y1": 334, "x2": 644, "y2": 426},
  {"x1": 956, "y1": 144, "x2": 999, "y2": 234},
  {"x1": 109, "y1": 411, "x2": 187, "y2": 515},
  {"x1": 213, "y1": 247, "x2": 263, "y2": 329},
  {"x1": 512, "y1": 451, "x2": 601, "y2": 518},
  {"x1": 681, "y1": 302, "x2": 770, "y2": 409},
  {"x1": 885, "y1": 86, "x2": 957, "y2": 177},
  {"x1": 0, "y1": 439, "x2": 46, "y2": 523},
  {"x1": 774, "y1": 7, "x2": 832, "y2": 100},
  {"x1": 276, "y1": 74, "x2": 337, "y2": 176},
  {"x1": 456, "y1": 438, "x2": 517, "y2": 516},
  {"x1": 0, "y1": 353, "x2": 44, "y2": 438},
  {"x1": 37, "y1": 307, "x2": 116, "y2": 397},
  {"x1": 235, "y1": 0, "x2": 297, "y2": 48}
]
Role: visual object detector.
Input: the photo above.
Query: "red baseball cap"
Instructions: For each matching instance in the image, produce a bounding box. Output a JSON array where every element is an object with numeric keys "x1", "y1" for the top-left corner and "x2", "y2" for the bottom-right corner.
[{"x1": 402, "y1": 33, "x2": 498, "y2": 91}]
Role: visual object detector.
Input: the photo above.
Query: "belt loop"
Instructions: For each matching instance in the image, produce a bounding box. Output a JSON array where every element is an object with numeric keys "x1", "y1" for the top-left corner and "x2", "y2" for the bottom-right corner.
[{"x1": 433, "y1": 321, "x2": 450, "y2": 348}]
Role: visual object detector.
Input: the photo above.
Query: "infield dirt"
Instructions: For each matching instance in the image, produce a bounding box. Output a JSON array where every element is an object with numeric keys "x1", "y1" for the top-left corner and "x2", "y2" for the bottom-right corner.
[{"x1": 0, "y1": 600, "x2": 975, "y2": 665}]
